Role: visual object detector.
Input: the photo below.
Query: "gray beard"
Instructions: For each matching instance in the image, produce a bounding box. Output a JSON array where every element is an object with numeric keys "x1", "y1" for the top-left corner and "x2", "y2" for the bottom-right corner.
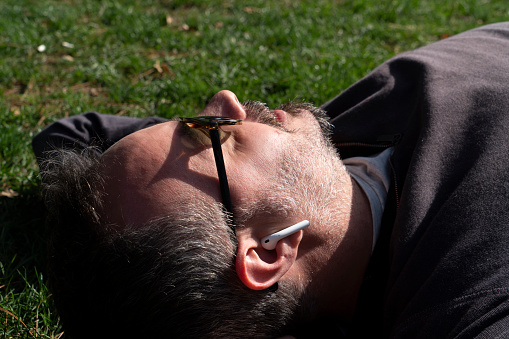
[{"x1": 242, "y1": 100, "x2": 334, "y2": 141}]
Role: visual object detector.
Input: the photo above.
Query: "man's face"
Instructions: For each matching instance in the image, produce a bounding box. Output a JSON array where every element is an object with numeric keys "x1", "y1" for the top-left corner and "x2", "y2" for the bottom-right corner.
[{"x1": 99, "y1": 90, "x2": 340, "y2": 234}]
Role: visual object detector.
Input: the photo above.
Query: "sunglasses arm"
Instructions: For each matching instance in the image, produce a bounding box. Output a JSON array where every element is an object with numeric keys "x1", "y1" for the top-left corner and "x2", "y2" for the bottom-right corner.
[{"x1": 209, "y1": 128, "x2": 234, "y2": 217}]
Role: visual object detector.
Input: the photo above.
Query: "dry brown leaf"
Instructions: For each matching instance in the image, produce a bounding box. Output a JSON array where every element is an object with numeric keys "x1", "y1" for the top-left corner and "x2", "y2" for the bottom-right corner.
[
  {"x1": 154, "y1": 60, "x2": 163, "y2": 73},
  {"x1": 244, "y1": 6, "x2": 261, "y2": 13},
  {"x1": 62, "y1": 41, "x2": 74, "y2": 48},
  {"x1": 11, "y1": 106, "x2": 21, "y2": 116},
  {"x1": 1, "y1": 189, "x2": 19, "y2": 198},
  {"x1": 160, "y1": 63, "x2": 173, "y2": 76}
]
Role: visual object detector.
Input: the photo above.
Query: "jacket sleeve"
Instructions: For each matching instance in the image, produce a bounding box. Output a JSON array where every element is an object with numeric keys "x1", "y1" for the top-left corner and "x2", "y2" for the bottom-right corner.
[{"x1": 32, "y1": 112, "x2": 167, "y2": 165}]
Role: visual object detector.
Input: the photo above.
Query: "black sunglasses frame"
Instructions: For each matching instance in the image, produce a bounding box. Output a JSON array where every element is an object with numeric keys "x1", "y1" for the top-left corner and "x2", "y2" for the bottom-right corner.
[{"x1": 179, "y1": 116, "x2": 242, "y2": 231}]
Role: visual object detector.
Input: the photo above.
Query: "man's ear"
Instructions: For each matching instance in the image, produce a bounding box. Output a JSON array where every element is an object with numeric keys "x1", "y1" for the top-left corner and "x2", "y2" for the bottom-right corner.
[{"x1": 235, "y1": 230, "x2": 303, "y2": 290}]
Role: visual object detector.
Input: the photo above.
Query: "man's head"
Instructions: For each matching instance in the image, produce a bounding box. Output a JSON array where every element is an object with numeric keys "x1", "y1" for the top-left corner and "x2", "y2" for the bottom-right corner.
[
  {"x1": 98, "y1": 90, "x2": 336, "y2": 227},
  {"x1": 42, "y1": 91, "x2": 370, "y2": 338}
]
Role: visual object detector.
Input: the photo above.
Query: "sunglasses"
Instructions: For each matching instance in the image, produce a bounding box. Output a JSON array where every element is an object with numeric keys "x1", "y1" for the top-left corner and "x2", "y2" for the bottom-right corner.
[{"x1": 178, "y1": 116, "x2": 243, "y2": 233}]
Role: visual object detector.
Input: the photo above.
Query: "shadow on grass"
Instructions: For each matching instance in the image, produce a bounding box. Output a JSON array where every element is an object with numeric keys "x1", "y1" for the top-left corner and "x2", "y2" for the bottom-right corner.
[
  {"x1": 1, "y1": 185, "x2": 47, "y2": 289},
  {"x1": 0, "y1": 184, "x2": 62, "y2": 336}
]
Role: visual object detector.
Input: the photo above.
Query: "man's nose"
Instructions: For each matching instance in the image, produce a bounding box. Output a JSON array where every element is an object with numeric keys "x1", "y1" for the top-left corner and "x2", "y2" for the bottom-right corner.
[{"x1": 198, "y1": 90, "x2": 247, "y2": 120}]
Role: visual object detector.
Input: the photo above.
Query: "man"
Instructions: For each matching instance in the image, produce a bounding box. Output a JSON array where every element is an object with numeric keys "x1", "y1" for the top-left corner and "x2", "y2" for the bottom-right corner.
[{"x1": 34, "y1": 22, "x2": 509, "y2": 338}]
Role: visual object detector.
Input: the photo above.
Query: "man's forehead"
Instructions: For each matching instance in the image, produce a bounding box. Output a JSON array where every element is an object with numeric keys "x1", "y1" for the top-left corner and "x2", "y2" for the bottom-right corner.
[
  {"x1": 102, "y1": 121, "x2": 175, "y2": 161},
  {"x1": 98, "y1": 165, "x2": 217, "y2": 228},
  {"x1": 97, "y1": 121, "x2": 222, "y2": 228}
]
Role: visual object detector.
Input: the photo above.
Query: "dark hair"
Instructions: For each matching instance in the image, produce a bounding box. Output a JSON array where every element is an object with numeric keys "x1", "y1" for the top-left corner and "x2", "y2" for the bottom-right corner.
[{"x1": 41, "y1": 148, "x2": 300, "y2": 338}]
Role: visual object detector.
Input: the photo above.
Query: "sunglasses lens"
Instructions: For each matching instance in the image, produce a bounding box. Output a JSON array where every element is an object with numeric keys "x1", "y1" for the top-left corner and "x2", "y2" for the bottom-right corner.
[
  {"x1": 188, "y1": 125, "x2": 213, "y2": 146},
  {"x1": 181, "y1": 122, "x2": 231, "y2": 149},
  {"x1": 181, "y1": 117, "x2": 242, "y2": 127}
]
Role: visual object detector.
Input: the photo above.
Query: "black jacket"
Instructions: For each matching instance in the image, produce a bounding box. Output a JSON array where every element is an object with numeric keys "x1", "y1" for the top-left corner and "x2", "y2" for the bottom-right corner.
[{"x1": 323, "y1": 22, "x2": 509, "y2": 338}]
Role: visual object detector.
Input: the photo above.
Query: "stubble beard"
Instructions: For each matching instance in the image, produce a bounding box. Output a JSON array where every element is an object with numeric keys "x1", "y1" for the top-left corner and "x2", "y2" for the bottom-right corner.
[
  {"x1": 241, "y1": 100, "x2": 350, "y2": 324},
  {"x1": 241, "y1": 99, "x2": 345, "y2": 221},
  {"x1": 275, "y1": 121, "x2": 350, "y2": 322}
]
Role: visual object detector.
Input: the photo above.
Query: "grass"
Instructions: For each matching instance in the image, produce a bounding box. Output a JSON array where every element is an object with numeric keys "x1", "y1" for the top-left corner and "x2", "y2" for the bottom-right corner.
[{"x1": 1, "y1": 0, "x2": 507, "y2": 336}]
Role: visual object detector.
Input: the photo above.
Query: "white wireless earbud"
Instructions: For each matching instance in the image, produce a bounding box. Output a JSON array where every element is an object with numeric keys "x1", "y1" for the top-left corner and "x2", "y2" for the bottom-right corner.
[{"x1": 260, "y1": 220, "x2": 310, "y2": 250}]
